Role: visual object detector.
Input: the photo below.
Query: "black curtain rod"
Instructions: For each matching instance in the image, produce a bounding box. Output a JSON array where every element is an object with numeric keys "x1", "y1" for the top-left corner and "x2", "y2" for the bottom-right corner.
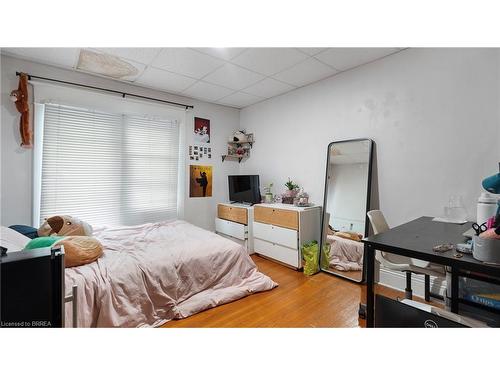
[{"x1": 16, "y1": 71, "x2": 194, "y2": 110}]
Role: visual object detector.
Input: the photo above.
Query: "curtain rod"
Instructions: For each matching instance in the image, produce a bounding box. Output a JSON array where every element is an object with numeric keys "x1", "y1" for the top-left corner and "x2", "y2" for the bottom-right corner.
[{"x1": 16, "y1": 71, "x2": 194, "y2": 110}]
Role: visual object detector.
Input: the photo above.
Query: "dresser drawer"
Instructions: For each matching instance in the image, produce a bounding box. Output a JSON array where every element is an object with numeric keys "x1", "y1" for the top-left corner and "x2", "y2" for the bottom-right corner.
[
  {"x1": 215, "y1": 218, "x2": 247, "y2": 240},
  {"x1": 253, "y1": 221, "x2": 298, "y2": 249},
  {"x1": 217, "y1": 204, "x2": 248, "y2": 225},
  {"x1": 254, "y1": 206, "x2": 298, "y2": 230},
  {"x1": 254, "y1": 238, "x2": 300, "y2": 268}
]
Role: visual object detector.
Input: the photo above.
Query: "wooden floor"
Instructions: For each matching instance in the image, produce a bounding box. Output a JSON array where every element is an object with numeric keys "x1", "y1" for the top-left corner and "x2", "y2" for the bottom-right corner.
[{"x1": 162, "y1": 255, "x2": 436, "y2": 328}]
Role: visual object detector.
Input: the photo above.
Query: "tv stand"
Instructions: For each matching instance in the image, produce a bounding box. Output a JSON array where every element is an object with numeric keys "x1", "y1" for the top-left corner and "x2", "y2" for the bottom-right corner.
[{"x1": 215, "y1": 202, "x2": 254, "y2": 254}]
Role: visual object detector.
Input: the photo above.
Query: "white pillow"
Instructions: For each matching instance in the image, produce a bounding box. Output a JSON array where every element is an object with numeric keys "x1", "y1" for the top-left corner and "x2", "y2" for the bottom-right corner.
[{"x1": 1, "y1": 226, "x2": 30, "y2": 252}]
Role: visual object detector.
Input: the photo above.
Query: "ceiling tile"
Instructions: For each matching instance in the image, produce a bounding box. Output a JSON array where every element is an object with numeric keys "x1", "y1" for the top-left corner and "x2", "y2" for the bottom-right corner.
[
  {"x1": 203, "y1": 64, "x2": 264, "y2": 90},
  {"x1": 242, "y1": 77, "x2": 295, "y2": 98},
  {"x1": 217, "y1": 92, "x2": 264, "y2": 108},
  {"x1": 2, "y1": 48, "x2": 79, "y2": 68},
  {"x1": 315, "y1": 48, "x2": 399, "y2": 71},
  {"x1": 232, "y1": 48, "x2": 309, "y2": 75},
  {"x1": 182, "y1": 81, "x2": 234, "y2": 102},
  {"x1": 273, "y1": 58, "x2": 337, "y2": 87},
  {"x1": 297, "y1": 48, "x2": 327, "y2": 56},
  {"x1": 95, "y1": 48, "x2": 160, "y2": 65},
  {"x1": 194, "y1": 48, "x2": 247, "y2": 61},
  {"x1": 151, "y1": 48, "x2": 224, "y2": 79},
  {"x1": 134, "y1": 67, "x2": 196, "y2": 92}
]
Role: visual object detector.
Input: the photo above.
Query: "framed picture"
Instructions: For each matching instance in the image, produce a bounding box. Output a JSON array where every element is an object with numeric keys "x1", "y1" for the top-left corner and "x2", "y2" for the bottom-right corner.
[
  {"x1": 194, "y1": 117, "x2": 210, "y2": 143},
  {"x1": 189, "y1": 165, "x2": 212, "y2": 197}
]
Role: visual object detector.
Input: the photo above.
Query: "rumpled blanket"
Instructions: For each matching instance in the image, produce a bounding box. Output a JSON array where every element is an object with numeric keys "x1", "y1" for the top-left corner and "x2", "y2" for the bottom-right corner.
[
  {"x1": 327, "y1": 234, "x2": 364, "y2": 271},
  {"x1": 64, "y1": 220, "x2": 277, "y2": 327}
]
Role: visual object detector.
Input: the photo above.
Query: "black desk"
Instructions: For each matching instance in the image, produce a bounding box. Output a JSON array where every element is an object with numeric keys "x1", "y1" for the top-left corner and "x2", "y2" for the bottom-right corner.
[{"x1": 363, "y1": 216, "x2": 500, "y2": 327}]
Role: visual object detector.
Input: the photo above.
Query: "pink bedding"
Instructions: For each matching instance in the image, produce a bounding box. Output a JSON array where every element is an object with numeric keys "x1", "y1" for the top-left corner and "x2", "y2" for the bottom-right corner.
[
  {"x1": 64, "y1": 220, "x2": 277, "y2": 327},
  {"x1": 326, "y1": 234, "x2": 364, "y2": 271}
]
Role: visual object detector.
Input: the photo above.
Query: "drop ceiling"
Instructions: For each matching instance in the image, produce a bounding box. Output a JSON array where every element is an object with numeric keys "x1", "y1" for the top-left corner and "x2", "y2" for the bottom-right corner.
[{"x1": 1, "y1": 47, "x2": 402, "y2": 109}]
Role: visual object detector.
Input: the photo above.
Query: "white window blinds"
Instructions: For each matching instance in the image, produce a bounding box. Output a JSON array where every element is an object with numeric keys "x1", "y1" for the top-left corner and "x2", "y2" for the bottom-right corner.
[{"x1": 40, "y1": 104, "x2": 180, "y2": 227}]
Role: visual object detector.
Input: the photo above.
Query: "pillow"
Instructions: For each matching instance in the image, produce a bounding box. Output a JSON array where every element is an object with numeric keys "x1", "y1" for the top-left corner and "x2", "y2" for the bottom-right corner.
[
  {"x1": 1, "y1": 226, "x2": 30, "y2": 252},
  {"x1": 24, "y1": 236, "x2": 63, "y2": 250},
  {"x1": 9, "y1": 224, "x2": 39, "y2": 239},
  {"x1": 38, "y1": 215, "x2": 93, "y2": 237}
]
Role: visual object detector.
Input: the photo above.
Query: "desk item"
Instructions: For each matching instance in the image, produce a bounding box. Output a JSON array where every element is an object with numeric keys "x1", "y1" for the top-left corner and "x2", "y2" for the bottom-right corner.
[
  {"x1": 432, "y1": 217, "x2": 467, "y2": 224},
  {"x1": 319, "y1": 138, "x2": 374, "y2": 283},
  {"x1": 472, "y1": 222, "x2": 488, "y2": 236},
  {"x1": 482, "y1": 163, "x2": 500, "y2": 194},
  {"x1": 363, "y1": 217, "x2": 500, "y2": 327},
  {"x1": 456, "y1": 242, "x2": 473, "y2": 254},
  {"x1": 473, "y1": 235, "x2": 500, "y2": 265},
  {"x1": 433, "y1": 243, "x2": 455, "y2": 253},
  {"x1": 477, "y1": 192, "x2": 498, "y2": 225},
  {"x1": 444, "y1": 195, "x2": 468, "y2": 223}
]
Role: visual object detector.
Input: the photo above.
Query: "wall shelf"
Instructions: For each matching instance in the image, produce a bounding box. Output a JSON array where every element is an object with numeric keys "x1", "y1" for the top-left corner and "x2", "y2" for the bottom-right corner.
[
  {"x1": 221, "y1": 155, "x2": 247, "y2": 163},
  {"x1": 223, "y1": 133, "x2": 254, "y2": 163}
]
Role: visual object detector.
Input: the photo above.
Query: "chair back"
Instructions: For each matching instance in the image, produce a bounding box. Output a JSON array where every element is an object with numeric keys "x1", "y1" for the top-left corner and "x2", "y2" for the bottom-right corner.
[
  {"x1": 367, "y1": 210, "x2": 390, "y2": 234},
  {"x1": 367, "y1": 210, "x2": 413, "y2": 266}
]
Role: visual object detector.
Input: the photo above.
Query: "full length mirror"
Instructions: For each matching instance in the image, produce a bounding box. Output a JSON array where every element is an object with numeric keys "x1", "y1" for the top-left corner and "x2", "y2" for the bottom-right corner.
[{"x1": 320, "y1": 139, "x2": 373, "y2": 282}]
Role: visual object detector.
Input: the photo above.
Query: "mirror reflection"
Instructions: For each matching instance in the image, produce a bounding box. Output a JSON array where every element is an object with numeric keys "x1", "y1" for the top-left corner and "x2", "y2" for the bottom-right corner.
[{"x1": 321, "y1": 139, "x2": 373, "y2": 282}]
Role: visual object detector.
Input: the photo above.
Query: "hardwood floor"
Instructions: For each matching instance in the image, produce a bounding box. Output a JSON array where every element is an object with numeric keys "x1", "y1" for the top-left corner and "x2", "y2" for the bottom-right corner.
[{"x1": 162, "y1": 255, "x2": 441, "y2": 328}]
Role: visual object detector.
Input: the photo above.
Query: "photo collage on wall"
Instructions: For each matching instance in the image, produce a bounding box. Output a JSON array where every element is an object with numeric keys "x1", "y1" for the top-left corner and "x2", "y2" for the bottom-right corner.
[{"x1": 189, "y1": 117, "x2": 213, "y2": 198}]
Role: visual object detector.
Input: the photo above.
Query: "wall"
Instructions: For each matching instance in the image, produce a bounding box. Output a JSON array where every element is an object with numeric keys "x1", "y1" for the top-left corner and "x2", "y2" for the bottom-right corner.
[
  {"x1": 0, "y1": 54, "x2": 240, "y2": 230},
  {"x1": 240, "y1": 48, "x2": 500, "y2": 227}
]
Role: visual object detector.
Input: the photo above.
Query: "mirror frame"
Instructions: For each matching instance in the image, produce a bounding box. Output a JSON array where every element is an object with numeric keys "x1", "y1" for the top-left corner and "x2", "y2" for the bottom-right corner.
[{"x1": 319, "y1": 138, "x2": 374, "y2": 283}]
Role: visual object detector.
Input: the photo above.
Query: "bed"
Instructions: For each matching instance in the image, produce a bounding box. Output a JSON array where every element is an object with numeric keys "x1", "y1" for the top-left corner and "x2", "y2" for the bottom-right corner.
[
  {"x1": 64, "y1": 220, "x2": 277, "y2": 327},
  {"x1": 326, "y1": 234, "x2": 364, "y2": 271}
]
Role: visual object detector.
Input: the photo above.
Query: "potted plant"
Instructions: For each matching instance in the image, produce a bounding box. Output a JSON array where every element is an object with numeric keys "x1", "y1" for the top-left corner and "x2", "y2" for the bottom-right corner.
[
  {"x1": 282, "y1": 178, "x2": 299, "y2": 204},
  {"x1": 263, "y1": 183, "x2": 273, "y2": 203}
]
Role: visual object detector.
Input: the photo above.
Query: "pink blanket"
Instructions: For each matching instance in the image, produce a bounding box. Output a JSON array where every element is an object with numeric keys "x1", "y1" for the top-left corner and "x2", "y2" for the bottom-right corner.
[
  {"x1": 64, "y1": 220, "x2": 277, "y2": 327},
  {"x1": 327, "y1": 234, "x2": 364, "y2": 271}
]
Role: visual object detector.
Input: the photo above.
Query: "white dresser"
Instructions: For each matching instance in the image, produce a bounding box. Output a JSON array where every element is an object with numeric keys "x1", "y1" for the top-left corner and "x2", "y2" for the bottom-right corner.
[
  {"x1": 252, "y1": 203, "x2": 321, "y2": 269},
  {"x1": 215, "y1": 203, "x2": 254, "y2": 254}
]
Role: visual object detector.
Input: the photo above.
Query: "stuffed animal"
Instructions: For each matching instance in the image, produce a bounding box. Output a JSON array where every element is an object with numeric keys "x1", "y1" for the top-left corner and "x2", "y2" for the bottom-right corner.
[
  {"x1": 25, "y1": 235, "x2": 103, "y2": 268},
  {"x1": 10, "y1": 73, "x2": 32, "y2": 148},
  {"x1": 230, "y1": 130, "x2": 248, "y2": 143},
  {"x1": 38, "y1": 215, "x2": 93, "y2": 237}
]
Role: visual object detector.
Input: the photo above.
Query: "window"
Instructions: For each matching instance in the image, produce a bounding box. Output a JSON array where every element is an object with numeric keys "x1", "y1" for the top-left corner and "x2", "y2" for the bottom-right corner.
[{"x1": 39, "y1": 103, "x2": 180, "y2": 227}]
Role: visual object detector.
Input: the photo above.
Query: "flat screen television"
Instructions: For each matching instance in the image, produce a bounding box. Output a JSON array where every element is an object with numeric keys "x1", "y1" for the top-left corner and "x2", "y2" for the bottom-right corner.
[{"x1": 228, "y1": 175, "x2": 260, "y2": 205}]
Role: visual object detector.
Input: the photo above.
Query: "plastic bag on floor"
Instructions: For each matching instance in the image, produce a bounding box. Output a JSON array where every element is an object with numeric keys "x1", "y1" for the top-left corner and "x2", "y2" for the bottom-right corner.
[{"x1": 302, "y1": 240, "x2": 319, "y2": 276}]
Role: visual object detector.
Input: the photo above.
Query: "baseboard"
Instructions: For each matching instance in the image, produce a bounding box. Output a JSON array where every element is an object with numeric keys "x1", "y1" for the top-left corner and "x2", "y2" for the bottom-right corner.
[{"x1": 378, "y1": 268, "x2": 447, "y2": 298}]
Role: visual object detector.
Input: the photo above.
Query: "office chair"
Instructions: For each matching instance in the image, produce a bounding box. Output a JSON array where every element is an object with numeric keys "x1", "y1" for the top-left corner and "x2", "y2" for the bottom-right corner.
[{"x1": 367, "y1": 210, "x2": 445, "y2": 301}]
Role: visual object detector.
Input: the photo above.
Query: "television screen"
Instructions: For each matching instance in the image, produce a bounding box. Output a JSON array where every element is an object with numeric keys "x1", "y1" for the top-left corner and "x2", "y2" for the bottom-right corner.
[{"x1": 228, "y1": 175, "x2": 260, "y2": 204}]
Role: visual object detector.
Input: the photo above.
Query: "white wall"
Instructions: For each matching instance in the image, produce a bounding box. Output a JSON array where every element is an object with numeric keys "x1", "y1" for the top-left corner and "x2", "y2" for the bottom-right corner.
[
  {"x1": 240, "y1": 48, "x2": 500, "y2": 227},
  {"x1": 0, "y1": 54, "x2": 240, "y2": 230}
]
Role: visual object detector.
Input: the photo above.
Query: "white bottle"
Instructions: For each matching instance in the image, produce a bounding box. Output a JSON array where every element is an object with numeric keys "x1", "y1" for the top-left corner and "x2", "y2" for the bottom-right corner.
[{"x1": 477, "y1": 192, "x2": 498, "y2": 224}]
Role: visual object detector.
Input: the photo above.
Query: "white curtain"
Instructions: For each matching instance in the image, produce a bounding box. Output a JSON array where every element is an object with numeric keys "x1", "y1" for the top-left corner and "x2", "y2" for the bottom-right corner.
[{"x1": 37, "y1": 103, "x2": 182, "y2": 227}]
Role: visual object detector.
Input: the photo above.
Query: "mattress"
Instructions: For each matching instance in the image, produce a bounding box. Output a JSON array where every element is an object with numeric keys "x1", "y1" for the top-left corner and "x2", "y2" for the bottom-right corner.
[{"x1": 64, "y1": 220, "x2": 277, "y2": 327}]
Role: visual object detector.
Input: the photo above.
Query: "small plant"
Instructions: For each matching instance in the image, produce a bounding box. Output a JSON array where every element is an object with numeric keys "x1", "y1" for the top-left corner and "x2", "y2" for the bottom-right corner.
[{"x1": 285, "y1": 178, "x2": 299, "y2": 191}]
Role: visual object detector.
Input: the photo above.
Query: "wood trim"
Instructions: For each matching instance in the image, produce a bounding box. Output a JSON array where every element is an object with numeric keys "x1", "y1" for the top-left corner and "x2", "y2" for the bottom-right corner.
[
  {"x1": 217, "y1": 204, "x2": 247, "y2": 225},
  {"x1": 254, "y1": 206, "x2": 298, "y2": 230}
]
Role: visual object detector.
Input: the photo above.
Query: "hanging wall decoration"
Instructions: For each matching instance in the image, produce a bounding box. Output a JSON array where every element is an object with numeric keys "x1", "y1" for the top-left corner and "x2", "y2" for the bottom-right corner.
[
  {"x1": 189, "y1": 165, "x2": 213, "y2": 198},
  {"x1": 193, "y1": 117, "x2": 210, "y2": 143},
  {"x1": 10, "y1": 73, "x2": 32, "y2": 148}
]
